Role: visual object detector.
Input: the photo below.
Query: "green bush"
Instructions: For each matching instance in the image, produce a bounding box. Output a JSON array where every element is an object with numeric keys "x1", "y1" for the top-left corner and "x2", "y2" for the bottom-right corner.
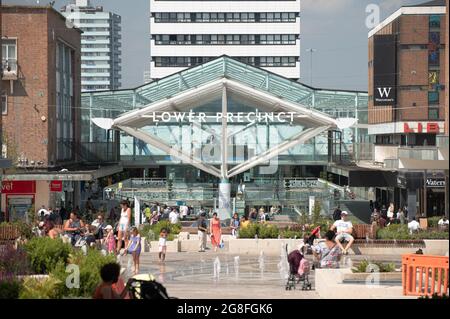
[
  {"x1": 427, "y1": 217, "x2": 442, "y2": 228},
  {"x1": 239, "y1": 223, "x2": 279, "y2": 239},
  {"x1": 279, "y1": 229, "x2": 301, "y2": 239},
  {"x1": 352, "y1": 259, "x2": 396, "y2": 273},
  {"x1": 258, "y1": 224, "x2": 279, "y2": 239},
  {"x1": 237, "y1": 223, "x2": 259, "y2": 238},
  {"x1": 19, "y1": 276, "x2": 62, "y2": 299},
  {"x1": 0, "y1": 280, "x2": 21, "y2": 299},
  {"x1": 24, "y1": 237, "x2": 73, "y2": 274},
  {"x1": 377, "y1": 224, "x2": 449, "y2": 240},
  {"x1": 141, "y1": 220, "x2": 181, "y2": 241},
  {"x1": 51, "y1": 249, "x2": 116, "y2": 298}
]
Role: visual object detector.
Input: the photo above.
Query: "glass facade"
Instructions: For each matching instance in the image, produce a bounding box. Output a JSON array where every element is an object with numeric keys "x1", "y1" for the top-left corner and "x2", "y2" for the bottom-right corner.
[
  {"x1": 56, "y1": 42, "x2": 75, "y2": 162},
  {"x1": 82, "y1": 56, "x2": 368, "y2": 165}
]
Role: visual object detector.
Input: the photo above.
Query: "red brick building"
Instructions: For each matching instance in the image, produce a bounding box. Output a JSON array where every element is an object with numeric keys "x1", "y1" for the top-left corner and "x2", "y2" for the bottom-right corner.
[
  {"x1": 2, "y1": 5, "x2": 82, "y2": 167},
  {"x1": 1, "y1": 5, "x2": 83, "y2": 220},
  {"x1": 368, "y1": 0, "x2": 448, "y2": 217}
]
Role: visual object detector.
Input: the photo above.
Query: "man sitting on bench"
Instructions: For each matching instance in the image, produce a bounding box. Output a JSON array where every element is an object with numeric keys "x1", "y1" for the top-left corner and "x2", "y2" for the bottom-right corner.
[{"x1": 330, "y1": 211, "x2": 354, "y2": 255}]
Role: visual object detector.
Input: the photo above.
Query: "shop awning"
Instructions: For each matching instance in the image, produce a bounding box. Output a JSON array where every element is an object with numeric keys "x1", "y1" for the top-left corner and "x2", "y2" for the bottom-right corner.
[
  {"x1": 2, "y1": 165, "x2": 123, "y2": 182},
  {"x1": 398, "y1": 157, "x2": 449, "y2": 171}
]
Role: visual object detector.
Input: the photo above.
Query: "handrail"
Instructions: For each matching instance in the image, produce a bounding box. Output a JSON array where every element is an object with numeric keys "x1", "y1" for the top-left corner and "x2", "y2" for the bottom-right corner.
[{"x1": 402, "y1": 254, "x2": 449, "y2": 297}]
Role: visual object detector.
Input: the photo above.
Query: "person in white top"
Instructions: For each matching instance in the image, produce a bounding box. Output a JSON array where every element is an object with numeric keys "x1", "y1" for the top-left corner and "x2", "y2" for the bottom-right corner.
[
  {"x1": 330, "y1": 211, "x2": 354, "y2": 255},
  {"x1": 169, "y1": 209, "x2": 179, "y2": 224},
  {"x1": 408, "y1": 218, "x2": 421, "y2": 234},
  {"x1": 180, "y1": 206, "x2": 188, "y2": 220},
  {"x1": 438, "y1": 216, "x2": 449, "y2": 230},
  {"x1": 387, "y1": 203, "x2": 395, "y2": 223},
  {"x1": 117, "y1": 200, "x2": 131, "y2": 254}
]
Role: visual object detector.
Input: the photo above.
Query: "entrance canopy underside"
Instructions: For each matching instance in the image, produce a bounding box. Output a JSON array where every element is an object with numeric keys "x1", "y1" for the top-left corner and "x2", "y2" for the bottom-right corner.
[{"x1": 89, "y1": 56, "x2": 367, "y2": 179}]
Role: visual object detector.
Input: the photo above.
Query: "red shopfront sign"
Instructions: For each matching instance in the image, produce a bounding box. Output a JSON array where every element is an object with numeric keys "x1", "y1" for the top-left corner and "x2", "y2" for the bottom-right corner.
[
  {"x1": 50, "y1": 180, "x2": 63, "y2": 192},
  {"x1": 404, "y1": 122, "x2": 440, "y2": 134},
  {"x1": 1, "y1": 181, "x2": 36, "y2": 194}
]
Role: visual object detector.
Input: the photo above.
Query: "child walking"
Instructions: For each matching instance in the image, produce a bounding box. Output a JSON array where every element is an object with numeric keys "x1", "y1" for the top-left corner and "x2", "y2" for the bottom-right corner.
[
  {"x1": 158, "y1": 228, "x2": 168, "y2": 262},
  {"x1": 105, "y1": 225, "x2": 116, "y2": 255},
  {"x1": 125, "y1": 227, "x2": 141, "y2": 275}
]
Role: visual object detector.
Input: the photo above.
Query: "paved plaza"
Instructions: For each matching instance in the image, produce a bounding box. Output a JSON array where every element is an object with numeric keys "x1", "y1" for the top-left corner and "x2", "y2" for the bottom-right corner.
[{"x1": 118, "y1": 249, "x2": 405, "y2": 299}]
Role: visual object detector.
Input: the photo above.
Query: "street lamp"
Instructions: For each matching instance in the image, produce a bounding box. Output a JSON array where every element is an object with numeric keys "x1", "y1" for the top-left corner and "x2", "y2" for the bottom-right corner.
[{"x1": 305, "y1": 48, "x2": 317, "y2": 87}]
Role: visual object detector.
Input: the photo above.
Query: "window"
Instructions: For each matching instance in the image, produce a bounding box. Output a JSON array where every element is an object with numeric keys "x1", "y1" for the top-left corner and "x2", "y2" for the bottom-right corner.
[
  {"x1": 1, "y1": 95, "x2": 7, "y2": 115},
  {"x1": 429, "y1": 15, "x2": 441, "y2": 28},
  {"x1": 429, "y1": 107, "x2": 439, "y2": 120},
  {"x1": 428, "y1": 91, "x2": 439, "y2": 104},
  {"x1": 2, "y1": 39, "x2": 17, "y2": 73}
]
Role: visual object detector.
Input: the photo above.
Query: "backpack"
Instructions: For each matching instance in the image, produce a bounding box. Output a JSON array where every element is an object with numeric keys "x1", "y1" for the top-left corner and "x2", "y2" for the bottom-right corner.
[{"x1": 298, "y1": 257, "x2": 310, "y2": 276}]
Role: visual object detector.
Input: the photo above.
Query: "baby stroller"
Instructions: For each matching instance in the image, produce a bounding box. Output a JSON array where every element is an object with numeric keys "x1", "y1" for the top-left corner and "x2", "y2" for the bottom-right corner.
[
  {"x1": 127, "y1": 274, "x2": 174, "y2": 299},
  {"x1": 285, "y1": 245, "x2": 312, "y2": 291}
]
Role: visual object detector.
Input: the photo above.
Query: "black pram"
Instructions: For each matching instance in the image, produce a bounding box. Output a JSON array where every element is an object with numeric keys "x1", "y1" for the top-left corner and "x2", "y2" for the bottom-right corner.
[{"x1": 285, "y1": 245, "x2": 312, "y2": 291}]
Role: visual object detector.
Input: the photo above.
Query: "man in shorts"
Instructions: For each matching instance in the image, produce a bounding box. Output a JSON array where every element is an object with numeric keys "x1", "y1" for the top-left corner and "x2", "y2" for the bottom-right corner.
[{"x1": 330, "y1": 211, "x2": 354, "y2": 255}]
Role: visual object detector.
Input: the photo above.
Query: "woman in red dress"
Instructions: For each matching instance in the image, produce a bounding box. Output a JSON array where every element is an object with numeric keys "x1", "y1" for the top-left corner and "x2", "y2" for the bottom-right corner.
[{"x1": 209, "y1": 212, "x2": 222, "y2": 252}]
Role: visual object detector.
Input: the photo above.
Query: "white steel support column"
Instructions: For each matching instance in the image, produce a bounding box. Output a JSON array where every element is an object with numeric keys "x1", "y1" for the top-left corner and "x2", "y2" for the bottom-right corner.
[
  {"x1": 219, "y1": 84, "x2": 231, "y2": 219},
  {"x1": 221, "y1": 85, "x2": 228, "y2": 179}
]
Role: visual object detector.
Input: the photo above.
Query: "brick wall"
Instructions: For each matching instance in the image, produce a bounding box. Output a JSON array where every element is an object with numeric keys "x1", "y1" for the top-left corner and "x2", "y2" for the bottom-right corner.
[
  {"x1": 369, "y1": 12, "x2": 447, "y2": 126},
  {"x1": 1, "y1": 6, "x2": 81, "y2": 167}
]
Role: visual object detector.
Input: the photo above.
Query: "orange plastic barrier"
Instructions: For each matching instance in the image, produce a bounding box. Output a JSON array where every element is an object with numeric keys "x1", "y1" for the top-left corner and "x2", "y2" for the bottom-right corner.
[{"x1": 402, "y1": 254, "x2": 449, "y2": 297}]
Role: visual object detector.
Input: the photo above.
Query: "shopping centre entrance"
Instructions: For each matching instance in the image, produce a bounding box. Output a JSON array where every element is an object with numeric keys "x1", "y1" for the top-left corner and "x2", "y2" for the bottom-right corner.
[{"x1": 88, "y1": 56, "x2": 369, "y2": 218}]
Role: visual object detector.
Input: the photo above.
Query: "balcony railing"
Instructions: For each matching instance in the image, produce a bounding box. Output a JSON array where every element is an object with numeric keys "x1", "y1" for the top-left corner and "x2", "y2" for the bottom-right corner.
[{"x1": 398, "y1": 147, "x2": 439, "y2": 161}]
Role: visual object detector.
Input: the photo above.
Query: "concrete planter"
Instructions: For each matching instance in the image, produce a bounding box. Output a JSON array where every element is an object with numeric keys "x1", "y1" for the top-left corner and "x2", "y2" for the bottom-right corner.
[
  {"x1": 341, "y1": 271, "x2": 402, "y2": 284},
  {"x1": 228, "y1": 238, "x2": 303, "y2": 255},
  {"x1": 315, "y1": 268, "x2": 416, "y2": 299},
  {"x1": 314, "y1": 268, "x2": 414, "y2": 299}
]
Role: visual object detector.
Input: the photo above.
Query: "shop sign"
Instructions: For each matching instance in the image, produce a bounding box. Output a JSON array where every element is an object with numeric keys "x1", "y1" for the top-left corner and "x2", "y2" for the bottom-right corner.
[
  {"x1": 426, "y1": 178, "x2": 445, "y2": 188},
  {"x1": 132, "y1": 180, "x2": 167, "y2": 188},
  {"x1": 50, "y1": 180, "x2": 63, "y2": 192},
  {"x1": 1, "y1": 181, "x2": 36, "y2": 194},
  {"x1": 286, "y1": 179, "x2": 319, "y2": 188}
]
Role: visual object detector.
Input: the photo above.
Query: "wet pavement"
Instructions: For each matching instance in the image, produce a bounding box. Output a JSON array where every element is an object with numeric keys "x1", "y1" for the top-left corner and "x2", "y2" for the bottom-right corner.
[{"x1": 118, "y1": 250, "x2": 403, "y2": 299}]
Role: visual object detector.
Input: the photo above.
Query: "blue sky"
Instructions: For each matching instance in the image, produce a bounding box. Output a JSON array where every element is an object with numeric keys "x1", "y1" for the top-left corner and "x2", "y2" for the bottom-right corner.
[{"x1": 5, "y1": 0, "x2": 426, "y2": 91}]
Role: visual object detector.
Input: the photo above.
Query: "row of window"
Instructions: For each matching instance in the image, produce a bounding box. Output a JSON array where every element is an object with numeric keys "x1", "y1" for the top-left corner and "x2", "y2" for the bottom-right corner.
[
  {"x1": 82, "y1": 52, "x2": 111, "y2": 56},
  {"x1": 83, "y1": 27, "x2": 111, "y2": 32},
  {"x1": 153, "y1": 12, "x2": 298, "y2": 23},
  {"x1": 83, "y1": 44, "x2": 111, "y2": 48},
  {"x1": 82, "y1": 69, "x2": 111, "y2": 73},
  {"x1": 83, "y1": 85, "x2": 111, "y2": 90},
  {"x1": 154, "y1": 34, "x2": 298, "y2": 45},
  {"x1": 153, "y1": 56, "x2": 297, "y2": 67}
]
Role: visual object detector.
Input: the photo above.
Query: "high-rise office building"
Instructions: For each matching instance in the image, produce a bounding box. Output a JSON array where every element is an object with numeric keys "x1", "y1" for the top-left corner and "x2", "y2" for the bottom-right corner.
[
  {"x1": 61, "y1": 0, "x2": 122, "y2": 91},
  {"x1": 149, "y1": 0, "x2": 301, "y2": 80}
]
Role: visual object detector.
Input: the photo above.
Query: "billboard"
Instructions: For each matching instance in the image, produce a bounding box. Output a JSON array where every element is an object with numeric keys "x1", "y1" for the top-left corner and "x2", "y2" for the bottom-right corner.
[{"x1": 373, "y1": 34, "x2": 396, "y2": 106}]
